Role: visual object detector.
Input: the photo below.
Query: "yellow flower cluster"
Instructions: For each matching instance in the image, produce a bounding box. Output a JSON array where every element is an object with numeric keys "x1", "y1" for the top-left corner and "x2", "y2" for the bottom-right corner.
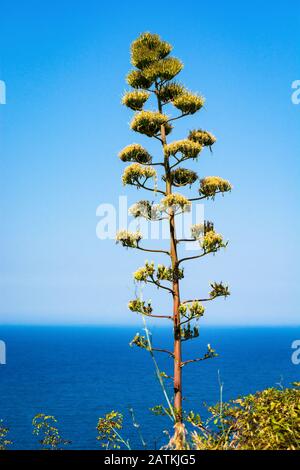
[
  {"x1": 129, "y1": 332, "x2": 151, "y2": 349},
  {"x1": 142, "y1": 57, "x2": 183, "y2": 82},
  {"x1": 209, "y1": 282, "x2": 230, "y2": 299},
  {"x1": 126, "y1": 70, "x2": 153, "y2": 89},
  {"x1": 130, "y1": 32, "x2": 172, "y2": 70},
  {"x1": 189, "y1": 301, "x2": 205, "y2": 318},
  {"x1": 165, "y1": 139, "x2": 202, "y2": 159},
  {"x1": 173, "y1": 92, "x2": 205, "y2": 115},
  {"x1": 127, "y1": 33, "x2": 183, "y2": 89},
  {"x1": 199, "y1": 176, "x2": 232, "y2": 198},
  {"x1": 118, "y1": 144, "x2": 151, "y2": 164},
  {"x1": 128, "y1": 300, "x2": 152, "y2": 316},
  {"x1": 179, "y1": 302, "x2": 205, "y2": 319},
  {"x1": 116, "y1": 230, "x2": 142, "y2": 248},
  {"x1": 157, "y1": 264, "x2": 184, "y2": 282},
  {"x1": 122, "y1": 163, "x2": 156, "y2": 186},
  {"x1": 122, "y1": 90, "x2": 150, "y2": 111},
  {"x1": 158, "y1": 82, "x2": 184, "y2": 103},
  {"x1": 169, "y1": 168, "x2": 198, "y2": 187},
  {"x1": 133, "y1": 262, "x2": 184, "y2": 284},
  {"x1": 188, "y1": 129, "x2": 216, "y2": 147},
  {"x1": 161, "y1": 193, "x2": 191, "y2": 211},
  {"x1": 129, "y1": 200, "x2": 161, "y2": 220},
  {"x1": 133, "y1": 261, "x2": 155, "y2": 282},
  {"x1": 201, "y1": 230, "x2": 226, "y2": 253},
  {"x1": 130, "y1": 110, "x2": 172, "y2": 137}
]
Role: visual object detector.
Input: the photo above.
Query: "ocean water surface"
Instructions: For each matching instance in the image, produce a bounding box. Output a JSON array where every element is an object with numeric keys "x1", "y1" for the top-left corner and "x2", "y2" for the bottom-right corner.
[{"x1": 0, "y1": 326, "x2": 299, "y2": 449}]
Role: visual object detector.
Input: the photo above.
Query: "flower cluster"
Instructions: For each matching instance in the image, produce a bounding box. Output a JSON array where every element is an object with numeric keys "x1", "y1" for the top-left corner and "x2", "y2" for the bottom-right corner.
[
  {"x1": 158, "y1": 82, "x2": 184, "y2": 103},
  {"x1": 165, "y1": 139, "x2": 202, "y2": 159},
  {"x1": 126, "y1": 70, "x2": 153, "y2": 89},
  {"x1": 181, "y1": 323, "x2": 199, "y2": 341},
  {"x1": 179, "y1": 301, "x2": 205, "y2": 320},
  {"x1": 130, "y1": 110, "x2": 172, "y2": 137},
  {"x1": 118, "y1": 143, "x2": 152, "y2": 164},
  {"x1": 122, "y1": 163, "x2": 156, "y2": 186},
  {"x1": 129, "y1": 332, "x2": 150, "y2": 350},
  {"x1": 0, "y1": 420, "x2": 11, "y2": 450},
  {"x1": 190, "y1": 221, "x2": 214, "y2": 240},
  {"x1": 190, "y1": 223, "x2": 205, "y2": 240},
  {"x1": 96, "y1": 411, "x2": 123, "y2": 449},
  {"x1": 173, "y1": 92, "x2": 205, "y2": 115},
  {"x1": 122, "y1": 90, "x2": 150, "y2": 111},
  {"x1": 199, "y1": 176, "x2": 232, "y2": 198},
  {"x1": 116, "y1": 230, "x2": 142, "y2": 248},
  {"x1": 128, "y1": 33, "x2": 183, "y2": 88},
  {"x1": 168, "y1": 168, "x2": 198, "y2": 187},
  {"x1": 189, "y1": 301, "x2": 205, "y2": 318},
  {"x1": 188, "y1": 129, "x2": 216, "y2": 147},
  {"x1": 142, "y1": 57, "x2": 183, "y2": 82},
  {"x1": 129, "y1": 200, "x2": 162, "y2": 220},
  {"x1": 130, "y1": 32, "x2": 172, "y2": 70},
  {"x1": 203, "y1": 344, "x2": 218, "y2": 360},
  {"x1": 201, "y1": 230, "x2": 227, "y2": 253},
  {"x1": 133, "y1": 261, "x2": 155, "y2": 282},
  {"x1": 133, "y1": 262, "x2": 183, "y2": 283},
  {"x1": 128, "y1": 299, "x2": 153, "y2": 315},
  {"x1": 209, "y1": 282, "x2": 230, "y2": 299},
  {"x1": 32, "y1": 414, "x2": 70, "y2": 450},
  {"x1": 157, "y1": 264, "x2": 184, "y2": 282},
  {"x1": 161, "y1": 193, "x2": 191, "y2": 212}
]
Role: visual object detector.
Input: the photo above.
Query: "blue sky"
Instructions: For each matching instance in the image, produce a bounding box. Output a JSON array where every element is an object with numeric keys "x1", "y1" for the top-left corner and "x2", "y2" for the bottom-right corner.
[{"x1": 0, "y1": 1, "x2": 299, "y2": 325}]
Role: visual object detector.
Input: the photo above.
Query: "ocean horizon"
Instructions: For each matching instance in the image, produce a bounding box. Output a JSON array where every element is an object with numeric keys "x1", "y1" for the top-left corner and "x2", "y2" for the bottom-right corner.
[{"x1": 0, "y1": 325, "x2": 299, "y2": 449}]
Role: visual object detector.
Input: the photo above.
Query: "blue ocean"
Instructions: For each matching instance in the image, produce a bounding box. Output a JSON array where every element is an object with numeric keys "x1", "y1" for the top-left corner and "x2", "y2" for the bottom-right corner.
[{"x1": 0, "y1": 326, "x2": 299, "y2": 449}]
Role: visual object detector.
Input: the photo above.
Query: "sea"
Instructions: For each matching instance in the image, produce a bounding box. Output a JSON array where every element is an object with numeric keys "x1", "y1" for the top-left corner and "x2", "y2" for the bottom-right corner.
[{"x1": 0, "y1": 326, "x2": 299, "y2": 450}]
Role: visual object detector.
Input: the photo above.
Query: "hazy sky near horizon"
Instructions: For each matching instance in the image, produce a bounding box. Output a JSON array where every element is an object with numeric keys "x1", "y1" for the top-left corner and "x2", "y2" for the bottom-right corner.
[{"x1": 0, "y1": 1, "x2": 299, "y2": 325}]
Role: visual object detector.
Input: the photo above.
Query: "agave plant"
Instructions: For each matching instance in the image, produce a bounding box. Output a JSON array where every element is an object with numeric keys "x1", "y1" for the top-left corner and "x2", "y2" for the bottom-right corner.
[{"x1": 116, "y1": 32, "x2": 232, "y2": 449}]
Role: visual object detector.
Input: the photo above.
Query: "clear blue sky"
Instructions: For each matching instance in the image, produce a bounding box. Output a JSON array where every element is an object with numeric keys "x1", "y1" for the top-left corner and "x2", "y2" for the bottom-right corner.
[{"x1": 0, "y1": 1, "x2": 299, "y2": 325}]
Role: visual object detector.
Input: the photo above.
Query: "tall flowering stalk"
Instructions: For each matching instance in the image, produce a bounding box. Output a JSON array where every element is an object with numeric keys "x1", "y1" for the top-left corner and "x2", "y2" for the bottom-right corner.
[{"x1": 116, "y1": 33, "x2": 232, "y2": 448}]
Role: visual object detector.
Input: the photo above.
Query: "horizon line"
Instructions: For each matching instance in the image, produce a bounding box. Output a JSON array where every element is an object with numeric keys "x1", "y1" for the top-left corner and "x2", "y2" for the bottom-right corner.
[{"x1": 0, "y1": 323, "x2": 299, "y2": 328}]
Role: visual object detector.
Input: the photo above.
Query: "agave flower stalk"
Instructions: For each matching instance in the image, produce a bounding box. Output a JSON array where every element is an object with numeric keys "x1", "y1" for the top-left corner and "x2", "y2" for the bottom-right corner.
[{"x1": 116, "y1": 32, "x2": 232, "y2": 448}]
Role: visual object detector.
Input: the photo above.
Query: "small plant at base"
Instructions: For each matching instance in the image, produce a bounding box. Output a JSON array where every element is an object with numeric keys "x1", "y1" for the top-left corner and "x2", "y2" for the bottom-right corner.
[
  {"x1": 0, "y1": 420, "x2": 12, "y2": 450},
  {"x1": 96, "y1": 411, "x2": 130, "y2": 450},
  {"x1": 32, "y1": 414, "x2": 70, "y2": 450},
  {"x1": 192, "y1": 385, "x2": 300, "y2": 450}
]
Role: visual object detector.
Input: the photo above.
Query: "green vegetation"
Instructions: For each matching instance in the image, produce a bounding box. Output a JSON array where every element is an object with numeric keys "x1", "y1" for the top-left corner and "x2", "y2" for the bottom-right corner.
[
  {"x1": 0, "y1": 420, "x2": 11, "y2": 450},
  {"x1": 97, "y1": 411, "x2": 130, "y2": 450},
  {"x1": 32, "y1": 413, "x2": 70, "y2": 450},
  {"x1": 96, "y1": 385, "x2": 300, "y2": 450},
  {"x1": 192, "y1": 385, "x2": 300, "y2": 450},
  {"x1": 1, "y1": 384, "x2": 299, "y2": 449}
]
